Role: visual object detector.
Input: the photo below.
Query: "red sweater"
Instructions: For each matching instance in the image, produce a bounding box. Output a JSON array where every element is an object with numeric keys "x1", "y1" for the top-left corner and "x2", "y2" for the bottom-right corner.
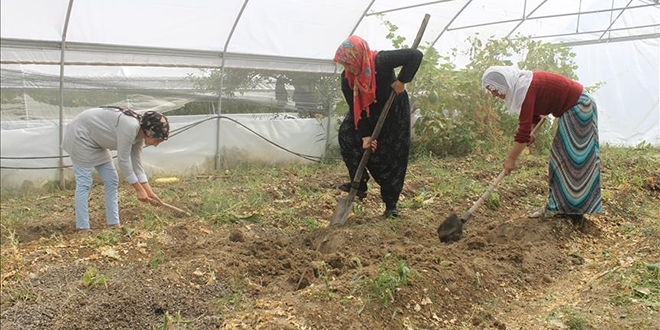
[{"x1": 516, "y1": 71, "x2": 583, "y2": 143}]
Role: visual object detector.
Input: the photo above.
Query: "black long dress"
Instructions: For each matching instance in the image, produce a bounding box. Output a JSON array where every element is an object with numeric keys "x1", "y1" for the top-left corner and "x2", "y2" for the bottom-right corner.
[{"x1": 338, "y1": 48, "x2": 423, "y2": 212}]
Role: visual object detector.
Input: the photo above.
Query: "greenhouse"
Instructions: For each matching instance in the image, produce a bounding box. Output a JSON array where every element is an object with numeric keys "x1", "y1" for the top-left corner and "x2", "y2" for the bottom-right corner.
[
  {"x1": 1, "y1": 1, "x2": 660, "y2": 329},
  {"x1": 1, "y1": 0, "x2": 658, "y2": 191}
]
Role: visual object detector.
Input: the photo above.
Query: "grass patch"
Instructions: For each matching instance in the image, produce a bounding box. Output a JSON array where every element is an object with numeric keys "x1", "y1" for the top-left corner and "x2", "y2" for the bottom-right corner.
[{"x1": 0, "y1": 146, "x2": 658, "y2": 328}]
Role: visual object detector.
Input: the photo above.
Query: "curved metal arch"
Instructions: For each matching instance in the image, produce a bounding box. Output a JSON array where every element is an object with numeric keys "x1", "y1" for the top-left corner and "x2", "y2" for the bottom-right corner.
[
  {"x1": 58, "y1": 0, "x2": 75, "y2": 189},
  {"x1": 215, "y1": 0, "x2": 250, "y2": 170}
]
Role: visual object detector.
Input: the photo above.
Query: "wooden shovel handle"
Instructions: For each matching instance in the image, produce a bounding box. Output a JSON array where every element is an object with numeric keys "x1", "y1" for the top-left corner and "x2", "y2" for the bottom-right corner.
[
  {"x1": 349, "y1": 14, "x2": 431, "y2": 192},
  {"x1": 161, "y1": 202, "x2": 191, "y2": 216},
  {"x1": 461, "y1": 116, "x2": 547, "y2": 220}
]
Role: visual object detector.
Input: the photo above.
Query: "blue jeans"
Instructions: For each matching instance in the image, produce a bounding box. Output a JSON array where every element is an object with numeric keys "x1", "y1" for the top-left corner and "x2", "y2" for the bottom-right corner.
[{"x1": 73, "y1": 161, "x2": 119, "y2": 229}]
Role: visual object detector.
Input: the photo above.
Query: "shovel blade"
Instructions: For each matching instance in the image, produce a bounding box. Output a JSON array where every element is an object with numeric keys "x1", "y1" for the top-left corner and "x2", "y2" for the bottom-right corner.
[
  {"x1": 330, "y1": 197, "x2": 354, "y2": 226},
  {"x1": 437, "y1": 213, "x2": 464, "y2": 243}
]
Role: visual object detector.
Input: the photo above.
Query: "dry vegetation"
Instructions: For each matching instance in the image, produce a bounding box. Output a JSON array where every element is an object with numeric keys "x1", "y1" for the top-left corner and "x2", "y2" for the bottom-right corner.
[{"x1": 1, "y1": 146, "x2": 659, "y2": 330}]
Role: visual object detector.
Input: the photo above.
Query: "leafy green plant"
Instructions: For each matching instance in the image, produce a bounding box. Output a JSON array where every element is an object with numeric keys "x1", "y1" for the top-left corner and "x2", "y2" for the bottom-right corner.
[
  {"x1": 216, "y1": 271, "x2": 246, "y2": 315},
  {"x1": 412, "y1": 114, "x2": 479, "y2": 158},
  {"x1": 364, "y1": 253, "x2": 411, "y2": 306},
  {"x1": 378, "y1": 17, "x2": 602, "y2": 158},
  {"x1": 82, "y1": 267, "x2": 107, "y2": 289},
  {"x1": 149, "y1": 249, "x2": 165, "y2": 270},
  {"x1": 89, "y1": 231, "x2": 120, "y2": 248},
  {"x1": 564, "y1": 311, "x2": 588, "y2": 330},
  {"x1": 143, "y1": 213, "x2": 167, "y2": 231},
  {"x1": 152, "y1": 311, "x2": 193, "y2": 330},
  {"x1": 318, "y1": 261, "x2": 332, "y2": 300}
]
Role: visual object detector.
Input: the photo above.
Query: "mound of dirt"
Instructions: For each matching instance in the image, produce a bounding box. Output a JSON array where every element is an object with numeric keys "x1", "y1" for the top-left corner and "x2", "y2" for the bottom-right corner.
[{"x1": 1, "y1": 209, "x2": 585, "y2": 329}]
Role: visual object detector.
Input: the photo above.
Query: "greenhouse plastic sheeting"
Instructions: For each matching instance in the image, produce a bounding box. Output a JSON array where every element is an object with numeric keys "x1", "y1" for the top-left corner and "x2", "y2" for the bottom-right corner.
[
  {"x1": 1, "y1": 0, "x2": 658, "y2": 192},
  {"x1": 0, "y1": 114, "x2": 332, "y2": 192}
]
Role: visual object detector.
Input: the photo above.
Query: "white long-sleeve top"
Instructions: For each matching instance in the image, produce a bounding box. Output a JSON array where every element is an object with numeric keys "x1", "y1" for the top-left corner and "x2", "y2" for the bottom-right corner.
[{"x1": 61, "y1": 107, "x2": 147, "y2": 184}]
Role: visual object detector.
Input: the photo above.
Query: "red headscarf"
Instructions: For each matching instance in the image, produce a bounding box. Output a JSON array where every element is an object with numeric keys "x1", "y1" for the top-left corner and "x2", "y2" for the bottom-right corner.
[{"x1": 333, "y1": 35, "x2": 378, "y2": 129}]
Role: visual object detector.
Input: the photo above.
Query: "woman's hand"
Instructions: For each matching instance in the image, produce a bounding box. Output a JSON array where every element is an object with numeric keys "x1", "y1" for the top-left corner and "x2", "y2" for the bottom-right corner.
[
  {"x1": 147, "y1": 193, "x2": 163, "y2": 206},
  {"x1": 136, "y1": 189, "x2": 150, "y2": 203},
  {"x1": 391, "y1": 80, "x2": 405, "y2": 94},
  {"x1": 362, "y1": 137, "x2": 378, "y2": 152},
  {"x1": 141, "y1": 182, "x2": 163, "y2": 206},
  {"x1": 528, "y1": 133, "x2": 536, "y2": 145},
  {"x1": 504, "y1": 157, "x2": 516, "y2": 175}
]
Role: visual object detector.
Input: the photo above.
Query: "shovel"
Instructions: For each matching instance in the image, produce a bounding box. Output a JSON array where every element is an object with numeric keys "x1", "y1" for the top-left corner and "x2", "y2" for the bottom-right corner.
[
  {"x1": 161, "y1": 202, "x2": 192, "y2": 217},
  {"x1": 330, "y1": 13, "x2": 431, "y2": 226},
  {"x1": 148, "y1": 198, "x2": 192, "y2": 217},
  {"x1": 437, "y1": 117, "x2": 547, "y2": 242}
]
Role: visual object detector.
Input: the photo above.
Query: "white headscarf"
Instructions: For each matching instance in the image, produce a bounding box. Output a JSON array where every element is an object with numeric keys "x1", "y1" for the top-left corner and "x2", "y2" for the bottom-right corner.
[{"x1": 481, "y1": 66, "x2": 533, "y2": 115}]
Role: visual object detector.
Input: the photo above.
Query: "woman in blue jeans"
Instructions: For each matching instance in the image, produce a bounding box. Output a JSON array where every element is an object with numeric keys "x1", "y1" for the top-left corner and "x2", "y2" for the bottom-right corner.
[{"x1": 61, "y1": 106, "x2": 170, "y2": 230}]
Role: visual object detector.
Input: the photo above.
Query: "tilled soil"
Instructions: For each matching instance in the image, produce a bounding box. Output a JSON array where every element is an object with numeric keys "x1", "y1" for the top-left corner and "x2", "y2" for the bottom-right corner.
[{"x1": 1, "y1": 204, "x2": 585, "y2": 330}]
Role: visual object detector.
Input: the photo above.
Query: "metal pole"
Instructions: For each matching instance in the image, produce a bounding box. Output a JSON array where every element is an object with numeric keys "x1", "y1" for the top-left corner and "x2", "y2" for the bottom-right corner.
[
  {"x1": 21, "y1": 70, "x2": 29, "y2": 123},
  {"x1": 215, "y1": 0, "x2": 249, "y2": 170},
  {"x1": 366, "y1": 0, "x2": 453, "y2": 16},
  {"x1": 508, "y1": 0, "x2": 547, "y2": 38},
  {"x1": 324, "y1": 67, "x2": 339, "y2": 160},
  {"x1": 532, "y1": 24, "x2": 660, "y2": 40},
  {"x1": 349, "y1": 0, "x2": 376, "y2": 36},
  {"x1": 599, "y1": 0, "x2": 634, "y2": 40},
  {"x1": 326, "y1": 0, "x2": 376, "y2": 160},
  {"x1": 430, "y1": 0, "x2": 473, "y2": 48},
  {"x1": 58, "y1": 0, "x2": 75, "y2": 190},
  {"x1": 576, "y1": 0, "x2": 583, "y2": 33}
]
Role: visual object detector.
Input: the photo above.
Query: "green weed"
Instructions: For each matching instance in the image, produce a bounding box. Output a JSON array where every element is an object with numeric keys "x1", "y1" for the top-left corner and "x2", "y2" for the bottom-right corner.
[
  {"x1": 152, "y1": 311, "x2": 193, "y2": 330},
  {"x1": 485, "y1": 192, "x2": 501, "y2": 209},
  {"x1": 302, "y1": 216, "x2": 321, "y2": 230},
  {"x1": 149, "y1": 249, "x2": 165, "y2": 270},
  {"x1": 82, "y1": 267, "x2": 107, "y2": 289},
  {"x1": 564, "y1": 311, "x2": 588, "y2": 330},
  {"x1": 143, "y1": 213, "x2": 167, "y2": 231},
  {"x1": 216, "y1": 271, "x2": 246, "y2": 315},
  {"x1": 6, "y1": 281, "x2": 38, "y2": 303},
  {"x1": 364, "y1": 253, "x2": 411, "y2": 306},
  {"x1": 318, "y1": 261, "x2": 331, "y2": 300},
  {"x1": 88, "y1": 230, "x2": 120, "y2": 248}
]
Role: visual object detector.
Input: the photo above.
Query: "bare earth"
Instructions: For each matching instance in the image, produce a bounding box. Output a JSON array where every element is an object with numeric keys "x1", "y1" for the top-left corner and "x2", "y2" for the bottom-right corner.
[{"x1": 1, "y1": 157, "x2": 658, "y2": 330}]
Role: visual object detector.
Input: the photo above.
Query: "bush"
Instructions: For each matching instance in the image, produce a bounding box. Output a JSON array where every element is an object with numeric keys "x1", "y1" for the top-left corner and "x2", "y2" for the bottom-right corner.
[{"x1": 412, "y1": 111, "x2": 479, "y2": 158}]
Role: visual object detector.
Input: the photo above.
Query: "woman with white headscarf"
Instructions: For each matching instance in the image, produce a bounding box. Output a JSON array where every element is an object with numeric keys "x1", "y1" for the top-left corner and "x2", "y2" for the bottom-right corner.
[{"x1": 481, "y1": 66, "x2": 602, "y2": 223}]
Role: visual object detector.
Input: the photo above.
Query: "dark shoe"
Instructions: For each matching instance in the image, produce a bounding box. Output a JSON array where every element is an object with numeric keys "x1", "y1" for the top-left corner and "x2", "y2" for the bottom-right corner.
[
  {"x1": 383, "y1": 208, "x2": 399, "y2": 218},
  {"x1": 568, "y1": 214, "x2": 585, "y2": 227},
  {"x1": 339, "y1": 182, "x2": 367, "y2": 199},
  {"x1": 555, "y1": 213, "x2": 585, "y2": 227}
]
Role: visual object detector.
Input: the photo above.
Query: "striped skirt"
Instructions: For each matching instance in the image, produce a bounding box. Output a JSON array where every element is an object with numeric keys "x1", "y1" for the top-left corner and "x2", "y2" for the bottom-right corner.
[{"x1": 547, "y1": 91, "x2": 603, "y2": 215}]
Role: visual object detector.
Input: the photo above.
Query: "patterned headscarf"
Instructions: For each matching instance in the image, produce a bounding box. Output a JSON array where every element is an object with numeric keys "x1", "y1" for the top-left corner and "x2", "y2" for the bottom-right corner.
[
  {"x1": 102, "y1": 106, "x2": 169, "y2": 140},
  {"x1": 481, "y1": 66, "x2": 533, "y2": 115},
  {"x1": 140, "y1": 111, "x2": 169, "y2": 140},
  {"x1": 333, "y1": 35, "x2": 378, "y2": 129}
]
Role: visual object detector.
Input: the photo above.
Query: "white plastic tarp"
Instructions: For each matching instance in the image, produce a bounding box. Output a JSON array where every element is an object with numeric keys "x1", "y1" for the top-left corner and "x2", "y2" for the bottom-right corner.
[
  {"x1": 0, "y1": 0, "x2": 660, "y2": 192},
  {"x1": 0, "y1": 114, "x2": 331, "y2": 191}
]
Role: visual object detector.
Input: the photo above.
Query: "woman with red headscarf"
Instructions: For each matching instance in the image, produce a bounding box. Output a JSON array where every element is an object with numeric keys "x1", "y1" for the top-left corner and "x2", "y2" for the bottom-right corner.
[{"x1": 334, "y1": 35, "x2": 423, "y2": 218}]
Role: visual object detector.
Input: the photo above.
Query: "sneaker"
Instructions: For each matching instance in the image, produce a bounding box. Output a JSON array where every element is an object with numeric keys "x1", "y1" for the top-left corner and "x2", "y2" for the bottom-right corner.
[
  {"x1": 568, "y1": 214, "x2": 585, "y2": 227},
  {"x1": 383, "y1": 208, "x2": 399, "y2": 218},
  {"x1": 529, "y1": 207, "x2": 548, "y2": 218},
  {"x1": 339, "y1": 182, "x2": 367, "y2": 199}
]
